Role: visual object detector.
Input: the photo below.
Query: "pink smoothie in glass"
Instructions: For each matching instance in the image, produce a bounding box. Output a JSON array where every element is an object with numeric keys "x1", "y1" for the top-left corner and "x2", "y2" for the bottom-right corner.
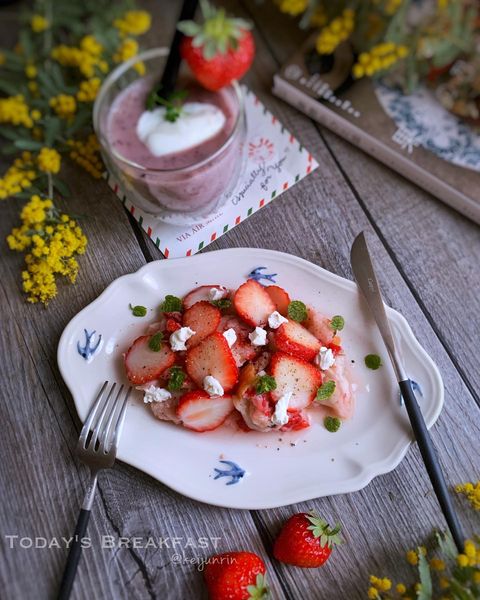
[{"x1": 106, "y1": 77, "x2": 244, "y2": 216}]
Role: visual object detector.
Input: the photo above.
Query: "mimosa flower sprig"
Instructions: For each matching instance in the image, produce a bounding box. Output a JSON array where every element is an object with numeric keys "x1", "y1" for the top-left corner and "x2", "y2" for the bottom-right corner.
[
  {"x1": 367, "y1": 480, "x2": 480, "y2": 600},
  {"x1": 275, "y1": 0, "x2": 480, "y2": 113},
  {"x1": 1, "y1": 0, "x2": 152, "y2": 304}
]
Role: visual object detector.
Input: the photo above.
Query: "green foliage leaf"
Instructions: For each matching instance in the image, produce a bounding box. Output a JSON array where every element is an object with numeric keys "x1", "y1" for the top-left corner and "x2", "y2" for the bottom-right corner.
[
  {"x1": 52, "y1": 177, "x2": 71, "y2": 198},
  {"x1": 436, "y1": 531, "x2": 458, "y2": 562},
  {"x1": 44, "y1": 117, "x2": 62, "y2": 148},
  {"x1": 417, "y1": 549, "x2": 432, "y2": 600},
  {"x1": 14, "y1": 139, "x2": 44, "y2": 150}
]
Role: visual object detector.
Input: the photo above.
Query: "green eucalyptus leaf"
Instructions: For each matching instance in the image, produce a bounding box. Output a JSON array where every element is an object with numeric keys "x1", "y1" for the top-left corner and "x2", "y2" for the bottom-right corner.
[
  {"x1": 52, "y1": 177, "x2": 71, "y2": 198},
  {"x1": 417, "y1": 549, "x2": 432, "y2": 600},
  {"x1": 14, "y1": 139, "x2": 44, "y2": 150},
  {"x1": 44, "y1": 117, "x2": 62, "y2": 147}
]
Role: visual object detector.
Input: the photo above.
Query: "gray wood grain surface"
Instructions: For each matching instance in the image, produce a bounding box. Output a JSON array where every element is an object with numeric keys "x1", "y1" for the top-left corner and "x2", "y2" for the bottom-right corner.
[{"x1": 1, "y1": 2, "x2": 479, "y2": 599}]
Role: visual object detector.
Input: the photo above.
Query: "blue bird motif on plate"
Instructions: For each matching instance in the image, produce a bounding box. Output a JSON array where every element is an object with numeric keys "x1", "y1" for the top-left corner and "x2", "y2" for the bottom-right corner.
[
  {"x1": 77, "y1": 329, "x2": 102, "y2": 361},
  {"x1": 213, "y1": 460, "x2": 246, "y2": 485},
  {"x1": 248, "y1": 266, "x2": 277, "y2": 284}
]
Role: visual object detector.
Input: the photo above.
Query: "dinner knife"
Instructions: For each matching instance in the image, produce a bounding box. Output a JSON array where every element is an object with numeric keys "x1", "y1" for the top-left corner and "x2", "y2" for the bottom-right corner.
[{"x1": 350, "y1": 231, "x2": 465, "y2": 552}]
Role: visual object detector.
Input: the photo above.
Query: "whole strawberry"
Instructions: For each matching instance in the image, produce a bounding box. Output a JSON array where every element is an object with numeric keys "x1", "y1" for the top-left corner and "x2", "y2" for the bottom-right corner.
[
  {"x1": 273, "y1": 511, "x2": 342, "y2": 568},
  {"x1": 178, "y1": 1, "x2": 255, "y2": 91},
  {"x1": 204, "y1": 551, "x2": 268, "y2": 600}
]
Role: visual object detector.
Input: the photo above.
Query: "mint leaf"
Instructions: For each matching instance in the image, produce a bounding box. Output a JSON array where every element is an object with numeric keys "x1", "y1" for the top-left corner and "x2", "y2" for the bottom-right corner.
[
  {"x1": 129, "y1": 303, "x2": 147, "y2": 317},
  {"x1": 256, "y1": 375, "x2": 277, "y2": 394},
  {"x1": 161, "y1": 295, "x2": 182, "y2": 312},
  {"x1": 330, "y1": 315, "x2": 345, "y2": 332},
  {"x1": 287, "y1": 300, "x2": 307, "y2": 322},
  {"x1": 324, "y1": 416, "x2": 341, "y2": 432},
  {"x1": 211, "y1": 298, "x2": 232, "y2": 310},
  {"x1": 316, "y1": 380, "x2": 336, "y2": 402},
  {"x1": 148, "y1": 332, "x2": 163, "y2": 352},
  {"x1": 365, "y1": 354, "x2": 382, "y2": 370},
  {"x1": 167, "y1": 366, "x2": 186, "y2": 391}
]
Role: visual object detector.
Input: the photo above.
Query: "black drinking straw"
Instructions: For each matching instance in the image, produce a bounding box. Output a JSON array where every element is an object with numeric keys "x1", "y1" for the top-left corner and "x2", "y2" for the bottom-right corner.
[{"x1": 159, "y1": 0, "x2": 199, "y2": 98}]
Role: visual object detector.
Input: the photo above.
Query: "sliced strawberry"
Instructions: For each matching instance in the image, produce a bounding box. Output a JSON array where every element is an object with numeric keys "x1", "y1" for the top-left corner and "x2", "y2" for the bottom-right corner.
[
  {"x1": 185, "y1": 332, "x2": 239, "y2": 391},
  {"x1": 280, "y1": 411, "x2": 310, "y2": 432},
  {"x1": 233, "y1": 279, "x2": 275, "y2": 327},
  {"x1": 265, "y1": 285, "x2": 291, "y2": 316},
  {"x1": 166, "y1": 318, "x2": 182, "y2": 333},
  {"x1": 125, "y1": 335, "x2": 175, "y2": 384},
  {"x1": 183, "y1": 285, "x2": 228, "y2": 309},
  {"x1": 176, "y1": 390, "x2": 234, "y2": 432},
  {"x1": 183, "y1": 301, "x2": 222, "y2": 348},
  {"x1": 275, "y1": 320, "x2": 321, "y2": 362},
  {"x1": 270, "y1": 352, "x2": 322, "y2": 411}
]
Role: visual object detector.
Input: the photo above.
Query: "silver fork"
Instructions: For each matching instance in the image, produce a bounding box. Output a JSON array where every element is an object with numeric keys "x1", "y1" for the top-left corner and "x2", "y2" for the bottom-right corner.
[{"x1": 58, "y1": 381, "x2": 132, "y2": 600}]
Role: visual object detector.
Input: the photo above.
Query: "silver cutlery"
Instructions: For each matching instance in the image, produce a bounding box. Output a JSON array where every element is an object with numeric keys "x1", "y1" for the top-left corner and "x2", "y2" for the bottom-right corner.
[
  {"x1": 350, "y1": 231, "x2": 465, "y2": 552},
  {"x1": 58, "y1": 381, "x2": 132, "y2": 600}
]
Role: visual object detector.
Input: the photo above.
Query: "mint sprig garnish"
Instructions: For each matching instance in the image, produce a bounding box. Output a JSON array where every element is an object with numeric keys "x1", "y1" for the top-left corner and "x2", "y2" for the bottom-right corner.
[
  {"x1": 211, "y1": 298, "x2": 232, "y2": 310},
  {"x1": 146, "y1": 89, "x2": 188, "y2": 122},
  {"x1": 129, "y1": 303, "x2": 147, "y2": 317},
  {"x1": 287, "y1": 300, "x2": 308, "y2": 322},
  {"x1": 256, "y1": 375, "x2": 277, "y2": 394},
  {"x1": 316, "y1": 380, "x2": 336, "y2": 402},
  {"x1": 365, "y1": 354, "x2": 382, "y2": 370},
  {"x1": 167, "y1": 366, "x2": 186, "y2": 391},
  {"x1": 324, "y1": 416, "x2": 341, "y2": 433},
  {"x1": 329, "y1": 315, "x2": 345, "y2": 333},
  {"x1": 148, "y1": 332, "x2": 163, "y2": 352},
  {"x1": 161, "y1": 295, "x2": 182, "y2": 312}
]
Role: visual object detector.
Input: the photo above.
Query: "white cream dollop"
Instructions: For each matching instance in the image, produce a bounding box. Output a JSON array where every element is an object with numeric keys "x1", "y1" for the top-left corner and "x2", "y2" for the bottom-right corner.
[
  {"x1": 315, "y1": 346, "x2": 336, "y2": 370},
  {"x1": 136, "y1": 102, "x2": 226, "y2": 157},
  {"x1": 248, "y1": 327, "x2": 267, "y2": 346},
  {"x1": 169, "y1": 326, "x2": 196, "y2": 351},
  {"x1": 272, "y1": 391, "x2": 292, "y2": 426},
  {"x1": 268, "y1": 311, "x2": 288, "y2": 329},
  {"x1": 203, "y1": 375, "x2": 224, "y2": 397},
  {"x1": 143, "y1": 385, "x2": 172, "y2": 404},
  {"x1": 208, "y1": 287, "x2": 227, "y2": 301},
  {"x1": 223, "y1": 328, "x2": 237, "y2": 348}
]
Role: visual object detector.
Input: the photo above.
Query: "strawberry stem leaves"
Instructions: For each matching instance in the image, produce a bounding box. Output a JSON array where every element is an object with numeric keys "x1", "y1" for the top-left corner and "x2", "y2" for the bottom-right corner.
[
  {"x1": 306, "y1": 511, "x2": 342, "y2": 548},
  {"x1": 246, "y1": 572, "x2": 269, "y2": 600},
  {"x1": 178, "y1": 0, "x2": 252, "y2": 60}
]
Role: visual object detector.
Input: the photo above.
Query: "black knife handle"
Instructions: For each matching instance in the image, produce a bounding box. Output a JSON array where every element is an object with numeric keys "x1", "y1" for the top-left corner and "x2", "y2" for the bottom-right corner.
[{"x1": 399, "y1": 379, "x2": 464, "y2": 552}]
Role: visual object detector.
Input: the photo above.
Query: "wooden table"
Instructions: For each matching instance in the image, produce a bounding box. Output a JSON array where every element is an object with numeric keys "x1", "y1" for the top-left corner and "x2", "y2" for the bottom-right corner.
[{"x1": 1, "y1": 2, "x2": 479, "y2": 598}]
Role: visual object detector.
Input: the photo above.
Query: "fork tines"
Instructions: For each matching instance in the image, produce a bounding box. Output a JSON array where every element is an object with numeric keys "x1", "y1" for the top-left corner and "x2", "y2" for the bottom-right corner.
[{"x1": 78, "y1": 381, "x2": 132, "y2": 456}]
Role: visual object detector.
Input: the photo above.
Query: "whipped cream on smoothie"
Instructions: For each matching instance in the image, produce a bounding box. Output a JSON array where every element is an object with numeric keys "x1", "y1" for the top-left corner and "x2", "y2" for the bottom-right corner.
[{"x1": 136, "y1": 103, "x2": 226, "y2": 157}]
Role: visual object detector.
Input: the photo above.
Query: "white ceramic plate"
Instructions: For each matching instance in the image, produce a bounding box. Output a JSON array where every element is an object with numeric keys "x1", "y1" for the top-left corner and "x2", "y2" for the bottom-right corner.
[{"x1": 58, "y1": 248, "x2": 443, "y2": 509}]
